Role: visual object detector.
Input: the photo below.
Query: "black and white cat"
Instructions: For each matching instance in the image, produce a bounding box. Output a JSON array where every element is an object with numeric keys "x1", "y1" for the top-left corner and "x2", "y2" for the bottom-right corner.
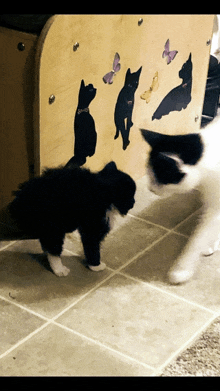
[
  {"x1": 141, "y1": 116, "x2": 220, "y2": 284},
  {"x1": 9, "y1": 161, "x2": 136, "y2": 277},
  {"x1": 114, "y1": 67, "x2": 142, "y2": 150}
]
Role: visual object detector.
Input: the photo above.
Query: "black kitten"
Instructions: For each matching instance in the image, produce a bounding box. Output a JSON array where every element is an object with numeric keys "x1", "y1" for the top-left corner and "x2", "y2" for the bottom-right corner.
[
  {"x1": 152, "y1": 53, "x2": 192, "y2": 121},
  {"x1": 114, "y1": 67, "x2": 142, "y2": 150},
  {"x1": 66, "y1": 79, "x2": 97, "y2": 167},
  {"x1": 9, "y1": 162, "x2": 136, "y2": 276}
]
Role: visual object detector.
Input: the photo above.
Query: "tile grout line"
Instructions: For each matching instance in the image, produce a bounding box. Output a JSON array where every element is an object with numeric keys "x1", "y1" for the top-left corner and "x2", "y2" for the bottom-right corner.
[
  {"x1": 0, "y1": 240, "x2": 17, "y2": 252},
  {"x1": 117, "y1": 270, "x2": 219, "y2": 316},
  {"x1": 129, "y1": 203, "x2": 202, "y2": 230},
  {"x1": 0, "y1": 284, "x2": 154, "y2": 372},
  {"x1": 169, "y1": 206, "x2": 202, "y2": 234},
  {"x1": 63, "y1": 248, "x2": 80, "y2": 256},
  {"x1": 52, "y1": 320, "x2": 155, "y2": 372},
  {"x1": 51, "y1": 270, "x2": 118, "y2": 321},
  {"x1": 0, "y1": 294, "x2": 52, "y2": 361},
  {"x1": 152, "y1": 312, "x2": 219, "y2": 376},
  {"x1": 0, "y1": 321, "x2": 50, "y2": 360},
  {"x1": 0, "y1": 294, "x2": 50, "y2": 322},
  {"x1": 0, "y1": 289, "x2": 155, "y2": 373},
  {"x1": 127, "y1": 213, "x2": 171, "y2": 232},
  {"x1": 130, "y1": 213, "x2": 190, "y2": 239},
  {"x1": 115, "y1": 230, "x2": 174, "y2": 274}
]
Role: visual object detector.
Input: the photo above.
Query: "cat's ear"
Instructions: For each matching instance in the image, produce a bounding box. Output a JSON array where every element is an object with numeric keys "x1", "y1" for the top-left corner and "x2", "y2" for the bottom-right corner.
[
  {"x1": 125, "y1": 68, "x2": 131, "y2": 83},
  {"x1": 159, "y1": 152, "x2": 184, "y2": 168},
  {"x1": 140, "y1": 129, "x2": 166, "y2": 148},
  {"x1": 80, "y1": 79, "x2": 85, "y2": 89},
  {"x1": 136, "y1": 66, "x2": 142, "y2": 76}
]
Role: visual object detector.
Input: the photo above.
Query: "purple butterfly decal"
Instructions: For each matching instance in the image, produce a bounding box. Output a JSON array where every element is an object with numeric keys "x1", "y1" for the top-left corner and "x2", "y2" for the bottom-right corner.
[
  {"x1": 162, "y1": 39, "x2": 178, "y2": 65},
  {"x1": 103, "y1": 52, "x2": 121, "y2": 84}
]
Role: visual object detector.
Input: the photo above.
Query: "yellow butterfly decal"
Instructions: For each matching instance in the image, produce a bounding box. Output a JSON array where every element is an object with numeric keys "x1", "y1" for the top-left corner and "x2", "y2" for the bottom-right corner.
[{"x1": 140, "y1": 71, "x2": 159, "y2": 103}]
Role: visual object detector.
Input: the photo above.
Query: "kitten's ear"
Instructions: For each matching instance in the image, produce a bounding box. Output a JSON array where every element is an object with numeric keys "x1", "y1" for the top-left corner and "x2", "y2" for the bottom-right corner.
[
  {"x1": 100, "y1": 161, "x2": 117, "y2": 177},
  {"x1": 140, "y1": 129, "x2": 166, "y2": 148},
  {"x1": 104, "y1": 161, "x2": 117, "y2": 171}
]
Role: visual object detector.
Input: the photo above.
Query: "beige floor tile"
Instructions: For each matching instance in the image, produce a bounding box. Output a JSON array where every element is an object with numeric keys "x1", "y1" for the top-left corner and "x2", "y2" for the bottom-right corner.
[
  {"x1": 174, "y1": 209, "x2": 202, "y2": 237},
  {"x1": 56, "y1": 274, "x2": 212, "y2": 368},
  {"x1": 64, "y1": 233, "x2": 84, "y2": 255},
  {"x1": 0, "y1": 323, "x2": 153, "y2": 376},
  {"x1": 0, "y1": 240, "x2": 112, "y2": 318},
  {"x1": 0, "y1": 240, "x2": 14, "y2": 251},
  {"x1": 123, "y1": 232, "x2": 188, "y2": 284},
  {"x1": 164, "y1": 250, "x2": 220, "y2": 313},
  {"x1": 0, "y1": 298, "x2": 45, "y2": 355},
  {"x1": 130, "y1": 190, "x2": 202, "y2": 229},
  {"x1": 124, "y1": 231, "x2": 220, "y2": 313},
  {"x1": 101, "y1": 217, "x2": 167, "y2": 269},
  {"x1": 161, "y1": 316, "x2": 220, "y2": 376}
]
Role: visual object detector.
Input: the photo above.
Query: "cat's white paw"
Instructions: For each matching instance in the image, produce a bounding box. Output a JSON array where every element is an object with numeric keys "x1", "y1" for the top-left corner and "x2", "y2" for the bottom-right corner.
[
  {"x1": 202, "y1": 241, "x2": 219, "y2": 256},
  {"x1": 202, "y1": 247, "x2": 215, "y2": 256},
  {"x1": 168, "y1": 268, "x2": 194, "y2": 284},
  {"x1": 54, "y1": 264, "x2": 70, "y2": 277},
  {"x1": 88, "y1": 262, "x2": 106, "y2": 272}
]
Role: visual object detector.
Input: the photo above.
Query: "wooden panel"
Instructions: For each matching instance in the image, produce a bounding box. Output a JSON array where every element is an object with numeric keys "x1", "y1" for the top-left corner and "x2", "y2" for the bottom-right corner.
[
  {"x1": 35, "y1": 15, "x2": 214, "y2": 180},
  {"x1": 0, "y1": 26, "x2": 38, "y2": 209}
]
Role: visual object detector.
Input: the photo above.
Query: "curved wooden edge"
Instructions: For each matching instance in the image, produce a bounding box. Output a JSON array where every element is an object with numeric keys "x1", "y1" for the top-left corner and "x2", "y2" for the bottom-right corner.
[{"x1": 33, "y1": 15, "x2": 58, "y2": 176}]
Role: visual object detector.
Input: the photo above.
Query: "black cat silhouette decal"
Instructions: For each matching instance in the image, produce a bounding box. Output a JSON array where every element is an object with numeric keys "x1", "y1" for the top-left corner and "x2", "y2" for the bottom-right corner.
[
  {"x1": 66, "y1": 80, "x2": 97, "y2": 167},
  {"x1": 114, "y1": 67, "x2": 142, "y2": 150},
  {"x1": 152, "y1": 53, "x2": 192, "y2": 121}
]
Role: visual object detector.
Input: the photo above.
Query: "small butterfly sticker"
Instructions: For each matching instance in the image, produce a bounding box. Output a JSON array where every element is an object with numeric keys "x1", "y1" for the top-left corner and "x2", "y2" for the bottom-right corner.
[
  {"x1": 103, "y1": 52, "x2": 121, "y2": 84},
  {"x1": 140, "y1": 71, "x2": 159, "y2": 104},
  {"x1": 162, "y1": 39, "x2": 178, "y2": 65}
]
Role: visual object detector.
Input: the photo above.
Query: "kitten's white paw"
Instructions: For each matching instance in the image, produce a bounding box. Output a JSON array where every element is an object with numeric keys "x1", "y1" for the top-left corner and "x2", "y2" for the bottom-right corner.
[
  {"x1": 88, "y1": 262, "x2": 106, "y2": 272},
  {"x1": 54, "y1": 264, "x2": 70, "y2": 277},
  {"x1": 168, "y1": 268, "x2": 194, "y2": 284},
  {"x1": 47, "y1": 254, "x2": 70, "y2": 277}
]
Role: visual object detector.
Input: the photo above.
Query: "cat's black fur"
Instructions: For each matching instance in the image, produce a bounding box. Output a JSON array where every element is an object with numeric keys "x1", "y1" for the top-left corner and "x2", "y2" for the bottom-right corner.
[
  {"x1": 9, "y1": 162, "x2": 136, "y2": 269},
  {"x1": 141, "y1": 129, "x2": 203, "y2": 185},
  {"x1": 66, "y1": 79, "x2": 97, "y2": 167},
  {"x1": 152, "y1": 53, "x2": 192, "y2": 121},
  {"x1": 114, "y1": 67, "x2": 142, "y2": 150}
]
